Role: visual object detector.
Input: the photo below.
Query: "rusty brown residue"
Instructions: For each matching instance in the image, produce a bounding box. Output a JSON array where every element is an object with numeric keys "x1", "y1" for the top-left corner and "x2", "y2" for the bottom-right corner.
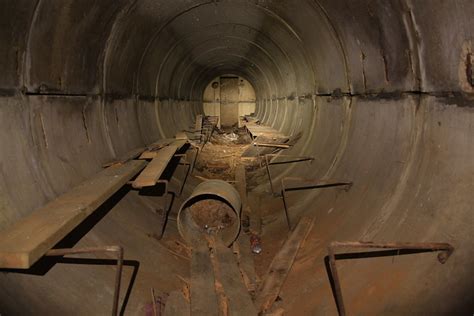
[{"x1": 188, "y1": 199, "x2": 236, "y2": 231}]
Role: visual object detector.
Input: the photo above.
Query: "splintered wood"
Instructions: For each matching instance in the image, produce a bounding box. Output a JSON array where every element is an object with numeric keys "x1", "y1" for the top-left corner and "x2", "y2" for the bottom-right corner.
[{"x1": 255, "y1": 217, "x2": 314, "y2": 313}]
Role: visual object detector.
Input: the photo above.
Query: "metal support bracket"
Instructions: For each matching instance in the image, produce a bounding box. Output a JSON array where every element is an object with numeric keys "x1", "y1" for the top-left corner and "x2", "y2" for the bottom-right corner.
[
  {"x1": 280, "y1": 177, "x2": 352, "y2": 230},
  {"x1": 327, "y1": 241, "x2": 455, "y2": 316},
  {"x1": 264, "y1": 154, "x2": 315, "y2": 196},
  {"x1": 45, "y1": 246, "x2": 124, "y2": 316}
]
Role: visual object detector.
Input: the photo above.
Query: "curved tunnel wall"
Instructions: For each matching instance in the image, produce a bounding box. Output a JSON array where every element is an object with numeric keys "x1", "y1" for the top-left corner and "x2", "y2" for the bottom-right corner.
[{"x1": 0, "y1": 0, "x2": 472, "y2": 314}]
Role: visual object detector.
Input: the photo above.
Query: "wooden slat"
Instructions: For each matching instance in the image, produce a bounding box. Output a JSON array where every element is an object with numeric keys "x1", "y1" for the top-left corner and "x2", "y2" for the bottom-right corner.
[
  {"x1": 0, "y1": 160, "x2": 146, "y2": 269},
  {"x1": 195, "y1": 114, "x2": 203, "y2": 132},
  {"x1": 213, "y1": 239, "x2": 258, "y2": 316},
  {"x1": 234, "y1": 164, "x2": 248, "y2": 208},
  {"x1": 140, "y1": 140, "x2": 187, "y2": 160},
  {"x1": 235, "y1": 233, "x2": 260, "y2": 293},
  {"x1": 255, "y1": 217, "x2": 314, "y2": 313},
  {"x1": 102, "y1": 146, "x2": 146, "y2": 168},
  {"x1": 175, "y1": 132, "x2": 188, "y2": 140},
  {"x1": 164, "y1": 291, "x2": 190, "y2": 316},
  {"x1": 132, "y1": 145, "x2": 178, "y2": 189},
  {"x1": 247, "y1": 192, "x2": 263, "y2": 235},
  {"x1": 147, "y1": 138, "x2": 175, "y2": 151},
  {"x1": 190, "y1": 239, "x2": 219, "y2": 316}
]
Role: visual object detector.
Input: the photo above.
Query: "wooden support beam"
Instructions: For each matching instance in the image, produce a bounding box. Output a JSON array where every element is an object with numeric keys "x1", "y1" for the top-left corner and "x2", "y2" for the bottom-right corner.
[
  {"x1": 140, "y1": 140, "x2": 188, "y2": 160},
  {"x1": 235, "y1": 233, "x2": 260, "y2": 293},
  {"x1": 132, "y1": 145, "x2": 178, "y2": 189},
  {"x1": 252, "y1": 143, "x2": 291, "y2": 149},
  {"x1": 102, "y1": 147, "x2": 146, "y2": 168},
  {"x1": 175, "y1": 132, "x2": 188, "y2": 140},
  {"x1": 248, "y1": 193, "x2": 262, "y2": 235},
  {"x1": 234, "y1": 164, "x2": 248, "y2": 209},
  {"x1": 0, "y1": 160, "x2": 146, "y2": 269},
  {"x1": 254, "y1": 217, "x2": 314, "y2": 313}
]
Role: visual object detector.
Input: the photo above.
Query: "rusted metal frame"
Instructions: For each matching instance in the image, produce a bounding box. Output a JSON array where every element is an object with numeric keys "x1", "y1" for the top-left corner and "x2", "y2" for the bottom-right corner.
[
  {"x1": 264, "y1": 154, "x2": 315, "y2": 196},
  {"x1": 280, "y1": 178, "x2": 352, "y2": 230},
  {"x1": 327, "y1": 241, "x2": 455, "y2": 316},
  {"x1": 45, "y1": 246, "x2": 124, "y2": 316}
]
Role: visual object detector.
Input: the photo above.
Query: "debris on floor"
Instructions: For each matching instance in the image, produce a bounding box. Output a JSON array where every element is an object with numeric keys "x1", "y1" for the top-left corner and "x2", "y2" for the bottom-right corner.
[
  {"x1": 193, "y1": 126, "x2": 256, "y2": 181},
  {"x1": 188, "y1": 199, "x2": 237, "y2": 232}
]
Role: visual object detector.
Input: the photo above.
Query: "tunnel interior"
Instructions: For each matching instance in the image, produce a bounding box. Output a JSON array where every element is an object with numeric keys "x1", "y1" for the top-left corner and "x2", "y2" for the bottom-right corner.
[{"x1": 0, "y1": 0, "x2": 473, "y2": 315}]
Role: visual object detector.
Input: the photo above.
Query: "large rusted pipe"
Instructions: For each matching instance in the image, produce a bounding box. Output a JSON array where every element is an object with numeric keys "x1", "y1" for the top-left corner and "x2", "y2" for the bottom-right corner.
[{"x1": 177, "y1": 180, "x2": 241, "y2": 246}]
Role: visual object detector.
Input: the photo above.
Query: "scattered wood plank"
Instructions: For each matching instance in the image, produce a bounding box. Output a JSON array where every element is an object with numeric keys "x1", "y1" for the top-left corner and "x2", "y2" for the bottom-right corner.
[
  {"x1": 254, "y1": 217, "x2": 314, "y2": 313},
  {"x1": 147, "y1": 138, "x2": 175, "y2": 151},
  {"x1": 164, "y1": 291, "x2": 190, "y2": 316},
  {"x1": 139, "y1": 150, "x2": 159, "y2": 160},
  {"x1": 194, "y1": 115, "x2": 204, "y2": 143},
  {"x1": 140, "y1": 140, "x2": 188, "y2": 160},
  {"x1": 102, "y1": 146, "x2": 146, "y2": 168},
  {"x1": 235, "y1": 233, "x2": 260, "y2": 293},
  {"x1": 195, "y1": 114, "x2": 203, "y2": 132},
  {"x1": 190, "y1": 239, "x2": 219, "y2": 316},
  {"x1": 132, "y1": 145, "x2": 178, "y2": 189},
  {"x1": 175, "y1": 132, "x2": 188, "y2": 140},
  {"x1": 0, "y1": 160, "x2": 146, "y2": 269},
  {"x1": 234, "y1": 164, "x2": 248, "y2": 208},
  {"x1": 212, "y1": 239, "x2": 258, "y2": 316},
  {"x1": 252, "y1": 143, "x2": 291, "y2": 149},
  {"x1": 247, "y1": 193, "x2": 263, "y2": 235}
]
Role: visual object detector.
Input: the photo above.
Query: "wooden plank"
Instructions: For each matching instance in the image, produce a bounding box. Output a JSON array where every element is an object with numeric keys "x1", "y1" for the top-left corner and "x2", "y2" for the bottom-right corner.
[
  {"x1": 147, "y1": 138, "x2": 175, "y2": 151},
  {"x1": 139, "y1": 150, "x2": 158, "y2": 160},
  {"x1": 252, "y1": 143, "x2": 290, "y2": 149},
  {"x1": 102, "y1": 146, "x2": 146, "y2": 168},
  {"x1": 190, "y1": 239, "x2": 219, "y2": 316},
  {"x1": 254, "y1": 217, "x2": 314, "y2": 313},
  {"x1": 132, "y1": 145, "x2": 178, "y2": 189},
  {"x1": 235, "y1": 233, "x2": 259, "y2": 293},
  {"x1": 213, "y1": 239, "x2": 258, "y2": 316},
  {"x1": 164, "y1": 291, "x2": 190, "y2": 316},
  {"x1": 234, "y1": 164, "x2": 248, "y2": 209},
  {"x1": 0, "y1": 160, "x2": 146, "y2": 269},
  {"x1": 248, "y1": 193, "x2": 262, "y2": 235},
  {"x1": 140, "y1": 140, "x2": 187, "y2": 160},
  {"x1": 175, "y1": 132, "x2": 188, "y2": 140},
  {"x1": 194, "y1": 115, "x2": 203, "y2": 142},
  {"x1": 195, "y1": 114, "x2": 203, "y2": 132}
]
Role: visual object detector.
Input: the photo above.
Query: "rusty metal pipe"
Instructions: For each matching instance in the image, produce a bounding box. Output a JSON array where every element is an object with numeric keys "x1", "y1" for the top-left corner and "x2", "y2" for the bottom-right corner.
[{"x1": 177, "y1": 180, "x2": 242, "y2": 246}]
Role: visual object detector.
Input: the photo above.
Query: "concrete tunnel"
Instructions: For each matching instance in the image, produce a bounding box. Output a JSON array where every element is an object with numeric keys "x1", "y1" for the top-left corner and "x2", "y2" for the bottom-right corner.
[{"x1": 0, "y1": 0, "x2": 473, "y2": 315}]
